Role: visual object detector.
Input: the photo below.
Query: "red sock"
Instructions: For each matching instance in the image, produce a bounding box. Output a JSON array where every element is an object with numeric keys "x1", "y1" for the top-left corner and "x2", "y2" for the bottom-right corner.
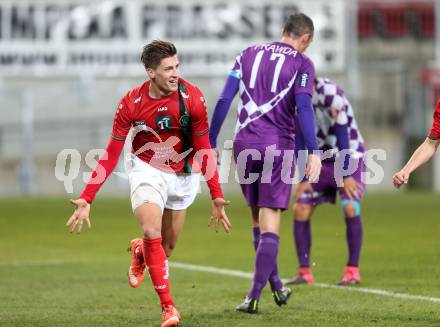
[{"x1": 143, "y1": 237, "x2": 174, "y2": 307}]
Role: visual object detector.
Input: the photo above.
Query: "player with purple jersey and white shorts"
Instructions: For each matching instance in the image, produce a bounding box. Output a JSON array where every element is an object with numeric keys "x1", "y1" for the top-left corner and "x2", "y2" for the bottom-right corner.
[
  {"x1": 285, "y1": 77, "x2": 366, "y2": 286},
  {"x1": 209, "y1": 13, "x2": 321, "y2": 313}
]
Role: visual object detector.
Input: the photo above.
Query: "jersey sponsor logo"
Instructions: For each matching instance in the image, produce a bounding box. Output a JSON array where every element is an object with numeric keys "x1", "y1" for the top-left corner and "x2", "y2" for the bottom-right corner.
[
  {"x1": 158, "y1": 106, "x2": 168, "y2": 112},
  {"x1": 300, "y1": 73, "x2": 309, "y2": 88},
  {"x1": 155, "y1": 116, "x2": 172, "y2": 130},
  {"x1": 134, "y1": 96, "x2": 142, "y2": 104}
]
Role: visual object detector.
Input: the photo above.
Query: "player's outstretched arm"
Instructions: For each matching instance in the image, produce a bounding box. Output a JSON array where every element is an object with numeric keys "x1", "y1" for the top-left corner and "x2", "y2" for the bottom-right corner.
[
  {"x1": 208, "y1": 198, "x2": 232, "y2": 233},
  {"x1": 393, "y1": 138, "x2": 440, "y2": 188},
  {"x1": 66, "y1": 136, "x2": 125, "y2": 233},
  {"x1": 190, "y1": 86, "x2": 232, "y2": 233},
  {"x1": 66, "y1": 198, "x2": 91, "y2": 234},
  {"x1": 209, "y1": 75, "x2": 239, "y2": 149}
]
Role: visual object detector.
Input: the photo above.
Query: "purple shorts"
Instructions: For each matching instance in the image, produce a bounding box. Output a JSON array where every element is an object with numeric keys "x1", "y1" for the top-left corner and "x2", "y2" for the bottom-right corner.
[
  {"x1": 233, "y1": 142, "x2": 295, "y2": 210},
  {"x1": 297, "y1": 158, "x2": 366, "y2": 206}
]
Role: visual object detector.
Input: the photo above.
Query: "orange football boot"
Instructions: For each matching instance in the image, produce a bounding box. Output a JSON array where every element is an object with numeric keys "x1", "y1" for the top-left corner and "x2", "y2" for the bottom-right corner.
[
  {"x1": 162, "y1": 305, "x2": 181, "y2": 327},
  {"x1": 127, "y1": 238, "x2": 146, "y2": 288}
]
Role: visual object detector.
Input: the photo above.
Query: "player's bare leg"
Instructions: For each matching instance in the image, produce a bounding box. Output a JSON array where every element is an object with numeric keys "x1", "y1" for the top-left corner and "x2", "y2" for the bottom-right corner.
[
  {"x1": 258, "y1": 207, "x2": 280, "y2": 233},
  {"x1": 285, "y1": 203, "x2": 315, "y2": 285},
  {"x1": 133, "y1": 203, "x2": 180, "y2": 326},
  {"x1": 135, "y1": 202, "x2": 163, "y2": 239},
  {"x1": 251, "y1": 206, "x2": 259, "y2": 226},
  {"x1": 161, "y1": 209, "x2": 186, "y2": 258},
  {"x1": 338, "y1": 200, "x2": 362, "y2": 286}
]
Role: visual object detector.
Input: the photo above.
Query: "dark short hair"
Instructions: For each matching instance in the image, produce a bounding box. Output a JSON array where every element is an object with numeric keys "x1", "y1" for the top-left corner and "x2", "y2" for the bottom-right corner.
[
  {"x1": 282, "y1": 13, "x2": 314, "y2": 38},
  {"x1": 141, "y1": 40, "x2": 177, "y2": 70}
]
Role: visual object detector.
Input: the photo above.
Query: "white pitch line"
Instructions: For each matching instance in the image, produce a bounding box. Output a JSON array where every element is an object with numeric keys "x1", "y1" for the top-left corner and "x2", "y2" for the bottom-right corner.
[
  {"x1": 170, "y1": 262, "x2": 440, "y2": 304},
  {"x1": 2, "y1": 259, "x2": 440, "y2": 304},
  {"x1": 312, "y1": 283, "x2": 440, "y2": 304},
  {"x1": 171, "y1": 262, "x2": 254, "y2": 279}
]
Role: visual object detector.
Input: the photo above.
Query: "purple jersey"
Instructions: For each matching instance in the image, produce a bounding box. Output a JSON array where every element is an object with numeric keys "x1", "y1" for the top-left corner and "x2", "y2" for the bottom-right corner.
[
  {"x1": 313, "y1": 78, "x2": 365, "y2": 159},
  {"x1": 231, "y1": 41, "x2": 315, "y2": 148}
]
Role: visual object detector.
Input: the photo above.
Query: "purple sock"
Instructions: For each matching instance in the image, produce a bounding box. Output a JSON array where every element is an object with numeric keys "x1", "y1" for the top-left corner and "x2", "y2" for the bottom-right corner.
[
  {"x1": 252, "y1": 226, "x2": 260, "y2": 252},
  {"x1": 345, "y1": 215, "x2": 363, "y2": 266},
  {"x1": 252, "y1": 227, "x2": 283, "y2": 291},
  {"x1": 248, "y1": 232, "x2": 279, "y2": 300},
  {"x1": 294, "y1": 220, "x2": 311, "y2": 267}
]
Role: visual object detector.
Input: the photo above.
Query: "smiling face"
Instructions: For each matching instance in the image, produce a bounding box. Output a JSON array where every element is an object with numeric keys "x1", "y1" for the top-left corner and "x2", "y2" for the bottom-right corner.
[{"x1": 147, "y1": 55, "x2": 180, "y2": 95}]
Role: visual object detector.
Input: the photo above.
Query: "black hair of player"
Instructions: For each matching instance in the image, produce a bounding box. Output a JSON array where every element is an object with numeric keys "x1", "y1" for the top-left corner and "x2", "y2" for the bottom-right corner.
[
  {"x1": 282, "y1": 13, "x2": 314, "y2": 38},
  {"x1": 141, "y1": 40, "x2": 177, "y2": 70}
]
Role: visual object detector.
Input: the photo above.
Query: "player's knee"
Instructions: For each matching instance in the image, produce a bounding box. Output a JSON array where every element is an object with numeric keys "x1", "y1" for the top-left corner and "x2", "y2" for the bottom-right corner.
[
  {"x1": 294, "y1": 204, "x2": 312, "y2": 221},
  {"x1": 142, "y1": 226, "x2": 162, "y2": 239},
  {"x1": 341, "y1": 200, "x2": 361, "y2": 218}
]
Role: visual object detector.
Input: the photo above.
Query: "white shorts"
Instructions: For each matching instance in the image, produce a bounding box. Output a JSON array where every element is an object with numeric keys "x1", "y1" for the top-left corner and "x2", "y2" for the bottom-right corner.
[{"x1": 126, "y1": 154, "x2": 200, "y2": 213}]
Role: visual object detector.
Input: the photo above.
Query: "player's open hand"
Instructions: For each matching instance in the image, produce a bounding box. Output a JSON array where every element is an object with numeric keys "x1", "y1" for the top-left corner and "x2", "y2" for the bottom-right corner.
[
  {"x1": 342, "y1": 176, "x2": 362, "y2": 200},
  {"x1": 208, "y1": 198, "x2": 231, "y2": 233},
  {"x1": 295, "y1": 182, "x2": 313, "y2": 200},
  {"x1": 66, "y1": 198, "x2": 91, "y2": 234},
  {"x1": 393, "y1": 170, "x2": 409, "y2": 189},
  {"x1": 306, "y1": 153, "x2": 321, "y2": 182}
]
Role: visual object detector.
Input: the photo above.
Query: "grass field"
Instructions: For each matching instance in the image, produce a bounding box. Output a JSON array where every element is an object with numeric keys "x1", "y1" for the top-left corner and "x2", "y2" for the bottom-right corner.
[{"x1": 1, "y1": 192, "x2": 440, "y2": 326}]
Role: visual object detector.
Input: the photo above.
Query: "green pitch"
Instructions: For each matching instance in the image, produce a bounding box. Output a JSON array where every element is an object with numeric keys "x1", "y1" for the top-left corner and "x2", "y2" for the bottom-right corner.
[{"x1": 0, "y1": 192, "x2": 439, "y2": 326}]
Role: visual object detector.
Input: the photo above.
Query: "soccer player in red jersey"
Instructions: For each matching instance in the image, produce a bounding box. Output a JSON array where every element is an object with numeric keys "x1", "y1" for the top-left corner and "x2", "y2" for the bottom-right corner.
[
  {"x1": 66, "y1": 40, "x2": 231, "y2": 327},
  {"x1": 393, "y1": 99, "x2": 440, "y2": 188}
]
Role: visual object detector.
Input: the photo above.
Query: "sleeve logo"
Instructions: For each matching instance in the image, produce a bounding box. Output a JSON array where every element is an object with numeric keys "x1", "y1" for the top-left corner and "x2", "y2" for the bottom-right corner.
[{"x1": 300, "y1": 73, "x2": 309, "y2": 88}]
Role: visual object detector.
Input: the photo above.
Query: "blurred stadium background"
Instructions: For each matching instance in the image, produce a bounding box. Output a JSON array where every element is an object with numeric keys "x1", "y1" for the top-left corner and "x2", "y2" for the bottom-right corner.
[
  {"x1": 1, "y1": 1, "x2": 440, "y2": 326},
  {"x1": 1, "y1": 0, "x2": 440, "y2": 197}
]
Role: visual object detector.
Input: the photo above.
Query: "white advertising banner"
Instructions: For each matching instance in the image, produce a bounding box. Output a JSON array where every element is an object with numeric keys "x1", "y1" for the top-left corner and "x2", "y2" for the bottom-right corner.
[{"x1": 0, "y1": 0, "x2": 347, "y2": 76}]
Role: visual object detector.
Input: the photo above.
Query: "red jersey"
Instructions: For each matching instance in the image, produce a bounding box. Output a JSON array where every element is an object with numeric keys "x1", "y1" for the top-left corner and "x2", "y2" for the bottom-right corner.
[
  {"x1": 80, "y1": 78, "x2": 223, "y2": 203},
  {"x1": 112, "y1": 79, "x2": 209, "y2": 173},
  {"x1": 428, "y1": 99, "x2": 440, "y2": 140}
]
